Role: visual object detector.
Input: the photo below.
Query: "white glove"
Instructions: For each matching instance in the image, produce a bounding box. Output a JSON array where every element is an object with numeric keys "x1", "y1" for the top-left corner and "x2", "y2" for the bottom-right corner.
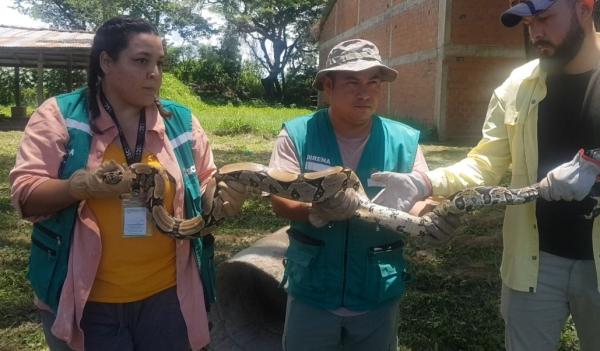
[
  {"x1": 371, "y1": 171, "x2": 432, "y2": 211},
  {"x1": 308, "y1": 188, "x2": 362, "y2": 228},
  {"x1": 539, "y1": 149, "x2": 600, "y2": 201}
]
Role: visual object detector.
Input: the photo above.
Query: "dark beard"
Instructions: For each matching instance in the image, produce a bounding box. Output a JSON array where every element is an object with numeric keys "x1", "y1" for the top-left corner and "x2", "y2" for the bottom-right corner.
[{"x1": 537, "y1": 15, "x2": 585, "y2": 73}]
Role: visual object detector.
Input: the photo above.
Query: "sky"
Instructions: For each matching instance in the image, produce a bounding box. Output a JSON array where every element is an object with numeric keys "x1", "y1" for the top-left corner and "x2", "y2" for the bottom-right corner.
[
  {"x1": 0, "y1": 0, "x2": 221, "y2": 47},
  {"x1": 0, "y1": 0, "x2": 254, "y2": 62},
  {"x1": 0, "y1": 0, "x2": 48, "y2": 28}
]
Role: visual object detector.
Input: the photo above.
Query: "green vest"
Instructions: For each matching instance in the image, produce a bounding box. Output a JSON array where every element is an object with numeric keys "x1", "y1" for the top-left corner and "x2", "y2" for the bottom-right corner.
[
  {"x1": 28, "y1": 88, "x2": 216, "y2": 311},
  {"x1": 283, "y1": 109, "x2": 419, "y2": 311}
]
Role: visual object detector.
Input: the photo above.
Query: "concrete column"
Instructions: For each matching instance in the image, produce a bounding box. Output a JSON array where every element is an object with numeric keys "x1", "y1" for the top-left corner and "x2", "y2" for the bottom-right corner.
[
  {"x1": 36, "y1": 54, "x2": 44, "y2": 105},
  {"x1": 14, "y1": 66, "x2": 20, "y2": 107},
  {"x1": 434, "y1": 0, "x2": 452, "y2": 141},
  {"x1": 67, "y1": 54, "x2": 73, "y2": 91}
]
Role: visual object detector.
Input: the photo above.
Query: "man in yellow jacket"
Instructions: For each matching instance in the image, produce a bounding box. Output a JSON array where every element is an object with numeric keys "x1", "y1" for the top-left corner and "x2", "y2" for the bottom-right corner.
[{"x1": 373, "y1": 0, "x2": 600, "y2": 349}]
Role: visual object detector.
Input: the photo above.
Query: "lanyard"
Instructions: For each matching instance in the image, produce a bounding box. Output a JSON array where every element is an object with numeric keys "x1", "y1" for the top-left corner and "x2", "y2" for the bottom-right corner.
[{"x1": 99, "y1": 89, "x2": 146, "y2": 165}]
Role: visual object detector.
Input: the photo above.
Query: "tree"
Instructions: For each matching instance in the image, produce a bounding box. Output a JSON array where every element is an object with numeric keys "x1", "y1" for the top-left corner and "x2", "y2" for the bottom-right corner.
[
  {"x1": 13, "y1": 0, "x2": 212, "y2": 39},
  {"x1": 218, "y1": 0, "x2": 326, "y2": 101}
]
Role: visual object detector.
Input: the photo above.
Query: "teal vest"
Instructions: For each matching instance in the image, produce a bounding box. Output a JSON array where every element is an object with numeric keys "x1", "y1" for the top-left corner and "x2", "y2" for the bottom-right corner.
[
  {"x1": 28, "y1": 88, "x2": 216, "y2": 311},
  {"x1": 283, "y1": 109, "x2": 419, "y2": 311}
]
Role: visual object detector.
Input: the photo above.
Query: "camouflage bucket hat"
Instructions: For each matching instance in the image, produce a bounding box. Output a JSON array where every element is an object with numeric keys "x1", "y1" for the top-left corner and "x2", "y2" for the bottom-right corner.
[{"x1": 313, "y1": 39, "x2": 398, "y2": 90}]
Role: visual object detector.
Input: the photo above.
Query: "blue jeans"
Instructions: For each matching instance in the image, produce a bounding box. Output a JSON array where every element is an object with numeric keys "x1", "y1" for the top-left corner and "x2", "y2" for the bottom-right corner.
[
  {"x1": 282, "y1": 296, "x2": 400, "y2": 351},
  {"x1": 41, "y1": 287, "x2": 189, "y2": 351},
  {"x1": 501, "y1": 251, "x2": 600, "y2": 351}
]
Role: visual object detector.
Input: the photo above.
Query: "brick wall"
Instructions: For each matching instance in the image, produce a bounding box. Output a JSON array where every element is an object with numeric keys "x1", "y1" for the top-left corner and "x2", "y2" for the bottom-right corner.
[
  {"x1": 318, "y1": 0, "x2": 527, "y2": 141},
  {"x1": 388, "y1": 60, "x2": 437, "y2": 126},
  {"x1": 445, "y1": 56, "x2": 523, "y2": 139}
]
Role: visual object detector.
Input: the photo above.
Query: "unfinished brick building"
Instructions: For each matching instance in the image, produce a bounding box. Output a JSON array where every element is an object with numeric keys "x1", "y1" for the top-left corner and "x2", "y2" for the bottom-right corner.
[{"x1": 316, "y1": 0, "x2": 528, "y2": 141}]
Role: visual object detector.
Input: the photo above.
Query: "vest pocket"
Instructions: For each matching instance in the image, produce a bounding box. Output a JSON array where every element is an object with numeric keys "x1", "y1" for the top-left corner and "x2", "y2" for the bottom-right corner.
[
  {"x1": 284, "y1": 229, "x2": 324, "y2": 293},
  {"x1": 365, "y1": 240, "x2": 407, "y2": 303},
  {"x1": 28, "y1": 228, "x2": 60, "y2": 303}
]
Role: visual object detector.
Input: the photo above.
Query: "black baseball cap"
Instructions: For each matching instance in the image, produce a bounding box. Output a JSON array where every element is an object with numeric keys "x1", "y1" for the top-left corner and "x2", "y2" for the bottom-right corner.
[{"x1": 501, "y1": 0, "x2": 557, "y2": 27}]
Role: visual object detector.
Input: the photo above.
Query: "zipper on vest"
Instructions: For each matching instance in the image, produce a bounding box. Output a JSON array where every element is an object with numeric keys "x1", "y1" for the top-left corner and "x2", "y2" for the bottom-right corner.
[
  {"x1": 341, "y1": 221, "x2": 349, "y2": 305},
  {"x1": 36, "y1": 225, "x2": 62, "y2": 247},
  {"x1": 32, "y1": 237, "x2": 57, "y2": 258}
]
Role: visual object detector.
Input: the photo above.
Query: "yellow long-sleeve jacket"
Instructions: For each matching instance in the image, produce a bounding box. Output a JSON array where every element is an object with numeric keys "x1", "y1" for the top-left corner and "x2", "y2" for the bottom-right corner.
[{"x1": 428, "y1": 59, "x2": 600, "y2": 293}]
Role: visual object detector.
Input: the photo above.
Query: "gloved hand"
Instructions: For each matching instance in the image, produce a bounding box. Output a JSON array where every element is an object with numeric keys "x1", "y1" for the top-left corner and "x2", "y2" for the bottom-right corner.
[
  {"x1": 371, "y1": 171, "x2": 432, "y2": 211},
  {"x1": 539, "y1": 149, "x2": 600, "y2": 201},
  {"x1": 308, "y1": 188, "x2": 363, "y2": 228},
  {"x1": 204, "y1": 178, "x2": 251, "y2": 218},
  {"x1": 421, "y1": 209, "x2": 461, "y2": 243},
  {"x1": 68, "y1": 160, "x2": 133, "y2": 200}
]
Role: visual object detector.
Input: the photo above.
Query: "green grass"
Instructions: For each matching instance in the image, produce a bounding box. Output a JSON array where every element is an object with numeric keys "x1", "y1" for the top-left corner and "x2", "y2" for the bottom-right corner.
[
  {"x1": 0, "y1": 106, "x2": 35, "y2": 118},
  {"x1": 197, "y1": 105, "x2": 311, "y2": 137},
  {"x1": 0, "y1": 132, "x2": 48, "y2": 351},
  {"x1": 160, "y1": 72, "x2": 311, "y2": 137},
  {"x1": 0, "y1": 105, "x2": 10, "y2": 117}
]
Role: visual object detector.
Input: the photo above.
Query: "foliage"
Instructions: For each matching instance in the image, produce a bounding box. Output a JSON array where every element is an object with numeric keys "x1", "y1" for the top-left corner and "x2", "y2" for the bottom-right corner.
[
  {"x1": 217, "y1": 0, "x2": 326, "y2": 102},
  {"x1": 281, "y1": 59, "x2": 318, "y2": 108},
  {"x1": 0, "y1": 67, "x2": 86, "y2": 108},
  {"x1": 170, "y1": 44, "x2": 241, "y2": 103},
  {"x1": 0, "y1": 69, "x2": 23, "y2": 106},
  {"x1": 237, "y1": 61, "x2": 266, "y2": 102},
  {"x1": 168, "y1": 43, "x2": 266, "y2": 105},
  {"x1": 160, "y1": 72, "x2": 207, "y2": 112},
  {"x1": 41, "y1": 69, "x2": 87, "y2": 98},
  {"x1": 13, "y1": 0, "x2": 212, "y2": 39}
]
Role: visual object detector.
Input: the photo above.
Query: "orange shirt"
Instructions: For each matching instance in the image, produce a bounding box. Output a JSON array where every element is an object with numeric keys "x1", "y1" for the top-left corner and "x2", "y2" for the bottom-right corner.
[{"x1": 87, "y1": 143, "x2": 176, "y2": 303}]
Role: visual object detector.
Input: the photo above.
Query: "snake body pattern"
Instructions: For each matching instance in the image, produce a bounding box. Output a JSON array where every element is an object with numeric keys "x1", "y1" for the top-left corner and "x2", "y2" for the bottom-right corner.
[{"x1": 103, "y1": 161, "x2": 572, "y2": 241}]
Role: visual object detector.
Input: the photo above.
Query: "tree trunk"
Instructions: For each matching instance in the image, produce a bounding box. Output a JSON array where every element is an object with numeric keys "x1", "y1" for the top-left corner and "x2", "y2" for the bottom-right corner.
[
  {"x1": 280, "y1": 71, "x2": 286, "y2": 103},
  {"x1": 261, "y1": 71, "x2": 282, "y2": 102}
]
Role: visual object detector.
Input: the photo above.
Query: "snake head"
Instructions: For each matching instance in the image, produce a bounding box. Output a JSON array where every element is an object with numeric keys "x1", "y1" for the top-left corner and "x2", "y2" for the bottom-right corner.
[{"x1": 101, "y1": 169, "x2": 124, "y2": 185}]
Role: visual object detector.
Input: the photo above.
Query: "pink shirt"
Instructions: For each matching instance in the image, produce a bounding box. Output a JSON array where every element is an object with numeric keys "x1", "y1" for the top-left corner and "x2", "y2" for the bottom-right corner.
[
  {"x1": 269, "y1": 129, "x2": 429, "y2": 174},
  {"x1": 9, "y1": 97, "x2": 215, "y2": 351}
]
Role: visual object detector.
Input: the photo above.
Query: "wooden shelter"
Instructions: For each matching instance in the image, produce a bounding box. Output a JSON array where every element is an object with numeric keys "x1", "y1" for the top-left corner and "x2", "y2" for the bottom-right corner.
[{"x1": 0, "y1": 25, "x2": 93, "y2": 117}]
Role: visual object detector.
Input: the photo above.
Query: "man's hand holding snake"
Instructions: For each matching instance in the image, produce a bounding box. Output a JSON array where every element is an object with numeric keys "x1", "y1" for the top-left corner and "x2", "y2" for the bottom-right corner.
[
  {"x1": 308, "y1": 188, "x2": 363, "y2": 228},
  {"x1": 420, "y1": 208, "x2": 461, "y2": 243},
  {"x1": 202, "y1": 177, "x2": 251, "y2": 219},
  {"x1": 539, "y1": 149, "x2": 600, "y2": 202},
  {"x1": 371, "y1": 170, "x2": 432, "y2": 211}
]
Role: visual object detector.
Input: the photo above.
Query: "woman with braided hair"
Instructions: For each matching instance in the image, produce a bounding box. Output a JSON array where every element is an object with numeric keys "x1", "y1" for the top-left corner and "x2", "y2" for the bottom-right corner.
[{"x1": 9, "y1": 16, "x2": 247, "y2": 351}]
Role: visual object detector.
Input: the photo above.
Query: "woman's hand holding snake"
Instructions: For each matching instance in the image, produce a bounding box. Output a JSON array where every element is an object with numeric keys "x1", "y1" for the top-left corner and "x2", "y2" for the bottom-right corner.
[{"x1": 68, "y1": 160, "x2": 133, "y2": 200}]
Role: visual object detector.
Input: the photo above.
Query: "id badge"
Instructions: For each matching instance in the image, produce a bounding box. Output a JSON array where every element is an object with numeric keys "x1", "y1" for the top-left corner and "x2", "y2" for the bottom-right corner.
[{"x1": 121, "y1": 194, "x2": 151, "y2": 238}]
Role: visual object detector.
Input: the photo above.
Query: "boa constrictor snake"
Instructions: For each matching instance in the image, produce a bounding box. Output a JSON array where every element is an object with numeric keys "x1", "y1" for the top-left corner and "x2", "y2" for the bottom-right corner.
[{"x1": 102, "y1": 149, "x2": 600, "y2": 240}]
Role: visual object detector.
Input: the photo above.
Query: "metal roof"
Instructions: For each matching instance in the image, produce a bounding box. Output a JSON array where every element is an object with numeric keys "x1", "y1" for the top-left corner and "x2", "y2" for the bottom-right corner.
[{"x1": 0, "y1": 25, "x2": 94, "y2": 69}]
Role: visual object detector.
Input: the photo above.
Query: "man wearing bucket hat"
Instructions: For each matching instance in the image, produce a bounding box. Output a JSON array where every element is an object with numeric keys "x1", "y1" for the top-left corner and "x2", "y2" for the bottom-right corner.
[
  {"x1": 372, "y1": 0, "x2": 600, "y2": 349},
  {"x1": 267, "y1": 39, "x2": 454, "y2": 350}
]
